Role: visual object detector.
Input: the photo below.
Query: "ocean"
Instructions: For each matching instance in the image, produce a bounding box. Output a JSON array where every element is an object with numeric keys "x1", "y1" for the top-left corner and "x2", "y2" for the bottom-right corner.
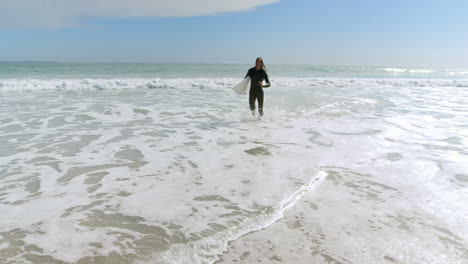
[{"x1": 0, "y1": 63, "x2": 467, "y2": 264}]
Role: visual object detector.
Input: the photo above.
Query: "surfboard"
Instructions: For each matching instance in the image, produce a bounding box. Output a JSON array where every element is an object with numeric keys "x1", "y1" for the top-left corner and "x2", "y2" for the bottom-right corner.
[{"x1": 232, "y1": 77, "x2": 250, "y2": 95}]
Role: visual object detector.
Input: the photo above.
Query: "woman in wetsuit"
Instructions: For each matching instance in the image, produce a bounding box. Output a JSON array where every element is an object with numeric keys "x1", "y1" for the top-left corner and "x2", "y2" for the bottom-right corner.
[{"x1": 245, "y1": 57, "x2": 270, "y2": 116}]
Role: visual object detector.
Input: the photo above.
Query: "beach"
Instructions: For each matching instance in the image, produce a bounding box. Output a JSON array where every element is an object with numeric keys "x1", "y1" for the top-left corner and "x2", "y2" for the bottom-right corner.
[{"x1": 0, "y1": 63, "x2": 467, "y2": 263}]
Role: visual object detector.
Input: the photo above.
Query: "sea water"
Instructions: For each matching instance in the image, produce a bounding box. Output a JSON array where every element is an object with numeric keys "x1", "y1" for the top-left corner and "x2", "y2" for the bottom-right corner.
[{"x1": 0, "y1": 63, "x2": 467, "y2": 264}]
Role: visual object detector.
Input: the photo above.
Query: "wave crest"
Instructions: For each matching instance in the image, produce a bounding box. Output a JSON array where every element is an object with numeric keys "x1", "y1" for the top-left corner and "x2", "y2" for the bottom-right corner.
[{"x1": 1, "y1": 77, "x2": 468, "y2": 92}]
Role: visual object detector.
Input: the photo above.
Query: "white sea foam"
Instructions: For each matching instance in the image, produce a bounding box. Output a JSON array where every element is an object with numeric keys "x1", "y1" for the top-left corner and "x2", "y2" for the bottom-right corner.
[
  {"x1": 0, "y1": 75, "x2": 467, "y2": 264},
  {"x1": 1, "y1": 77, "x2": 468, "y2": 93},
  {"x1": 152, "y1": 171, "x2": 328, "y2": 264},
  {"x1": 0, "y1": 83, "x2": 330, "y2": 263},
  {"x1": 379, "y1": 67, "x2": 434, "y2": 73},
  {"x1": 380, "y1": 67, "x2": 408, "y2": 73}
]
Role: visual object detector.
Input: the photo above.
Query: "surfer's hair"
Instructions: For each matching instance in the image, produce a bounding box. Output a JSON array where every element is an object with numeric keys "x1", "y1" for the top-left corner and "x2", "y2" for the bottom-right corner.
[{"x1": 256, "y1": 57, "x2": 267, "y2": 72}]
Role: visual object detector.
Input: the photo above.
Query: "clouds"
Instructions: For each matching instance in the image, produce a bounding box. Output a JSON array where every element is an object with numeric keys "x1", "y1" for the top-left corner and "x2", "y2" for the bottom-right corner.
[{"x1": 0, "y1": 0, "x2": 279, "y2": 30}]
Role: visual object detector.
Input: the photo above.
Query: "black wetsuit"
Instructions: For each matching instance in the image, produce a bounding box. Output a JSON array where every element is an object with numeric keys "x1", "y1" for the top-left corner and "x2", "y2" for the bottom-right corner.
[{"x1": 245, "y1": 67, "x2": 270, "y2": 115}]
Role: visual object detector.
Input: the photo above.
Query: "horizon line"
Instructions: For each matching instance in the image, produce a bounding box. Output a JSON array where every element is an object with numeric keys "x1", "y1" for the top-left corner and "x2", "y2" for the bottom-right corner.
[{"x1": 0, "y1": 61, "x2": 466, "y2": 69}]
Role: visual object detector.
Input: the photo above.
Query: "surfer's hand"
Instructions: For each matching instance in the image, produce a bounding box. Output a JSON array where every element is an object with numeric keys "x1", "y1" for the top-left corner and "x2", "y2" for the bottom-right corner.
[{"x1": 258, "y1": 81, "x2": 263, "y2": 87}]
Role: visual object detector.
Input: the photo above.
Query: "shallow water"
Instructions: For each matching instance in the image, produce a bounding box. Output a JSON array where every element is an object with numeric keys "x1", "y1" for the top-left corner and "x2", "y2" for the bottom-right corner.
[{"x1": 0, "y1": 64, "x2": 467, "y2": 263}]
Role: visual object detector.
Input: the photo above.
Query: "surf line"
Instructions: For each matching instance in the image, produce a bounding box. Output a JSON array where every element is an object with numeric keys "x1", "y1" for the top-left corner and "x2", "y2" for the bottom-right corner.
[
  {"x1": 238, "y1": 170, "x2": 328, "y2": 234},
  {"x1": 241, "y1": 170, "x2": 328, "y2": 233},
  {"x1": 153, "y1": 170, "x2": 328, "y2": 264},
  {"x1": 211, "y1": 170, "x2": 328, "y2": 263},
  {"x1": 224, "y1": 170, "x2": 329, "y2": 243},
  {"x1": 215, "y1": 170, "x2": 329, "y2": 260},
  {"x1": 279, "y1": 170, "x2": 328, "y2": 212}
]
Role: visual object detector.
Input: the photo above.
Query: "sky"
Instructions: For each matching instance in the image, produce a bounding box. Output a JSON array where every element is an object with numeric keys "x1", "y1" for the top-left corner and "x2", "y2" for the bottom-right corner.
[{"x1": 1, "y1": 0, "x2": 468, "y2": 67}]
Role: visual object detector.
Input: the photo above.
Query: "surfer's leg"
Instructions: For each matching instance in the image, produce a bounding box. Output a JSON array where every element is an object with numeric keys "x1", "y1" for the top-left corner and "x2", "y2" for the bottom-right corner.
[
  {"x1": 258, "y1": 89, "x2": 264, "y2": 116},
  {"x1": 249, "y1": 90, "x2": 256, "y2": 114}
]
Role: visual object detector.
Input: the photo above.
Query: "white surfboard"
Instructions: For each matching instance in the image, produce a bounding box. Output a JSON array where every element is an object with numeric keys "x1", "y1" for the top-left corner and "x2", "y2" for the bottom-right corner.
[{"x1": 232, "y1": 77, "x2": 250, "y2": 95}]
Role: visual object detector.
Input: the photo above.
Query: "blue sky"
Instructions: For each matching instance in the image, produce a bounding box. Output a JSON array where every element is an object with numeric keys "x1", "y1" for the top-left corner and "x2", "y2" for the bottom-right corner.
[{"x1": 1, "y1": 0, "x2": 468, "y2": 67}]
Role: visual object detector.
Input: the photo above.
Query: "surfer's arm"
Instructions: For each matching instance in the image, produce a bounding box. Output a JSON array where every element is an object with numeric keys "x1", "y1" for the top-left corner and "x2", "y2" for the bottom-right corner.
[
  {"x1": 244, "y1": 69, "x2": 252, "y2": 79},
  {"x1": 263, "y1": 73, "x2": 271, "y2": 88}
]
